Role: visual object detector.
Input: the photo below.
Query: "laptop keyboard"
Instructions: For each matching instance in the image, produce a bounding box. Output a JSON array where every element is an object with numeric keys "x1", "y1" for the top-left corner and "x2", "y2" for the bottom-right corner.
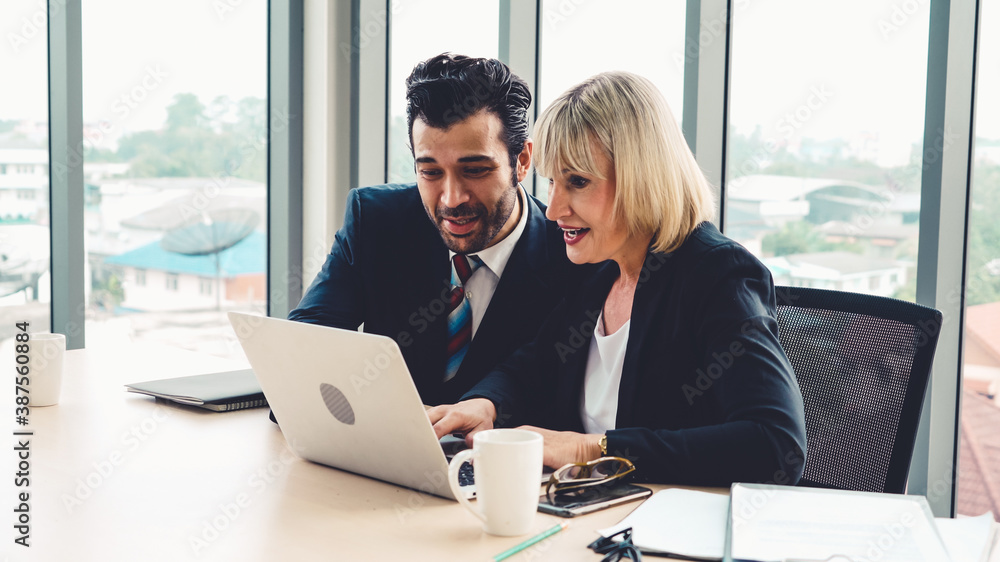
[{"x1": 457, "y1": 460, "x2": 475, "y2": 487}]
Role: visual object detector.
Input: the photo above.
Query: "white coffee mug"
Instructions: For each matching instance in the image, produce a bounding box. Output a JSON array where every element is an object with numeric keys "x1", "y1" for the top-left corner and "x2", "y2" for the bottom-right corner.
[
  {"x1": 447, "y1": 428, "x2": 543, "y2": 536},
  {"x1": 27, "y1": 333, "x2": 65, "y2": 407}
]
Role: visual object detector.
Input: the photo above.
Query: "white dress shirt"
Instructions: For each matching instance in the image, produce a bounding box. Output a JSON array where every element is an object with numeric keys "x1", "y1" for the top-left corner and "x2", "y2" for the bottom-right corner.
[
  {"x1": 448, "y1": 185, "x2": 529, "y2": 338},
  {"x1": 581, "y1": 310, "x2": 631, "y2": 435}
]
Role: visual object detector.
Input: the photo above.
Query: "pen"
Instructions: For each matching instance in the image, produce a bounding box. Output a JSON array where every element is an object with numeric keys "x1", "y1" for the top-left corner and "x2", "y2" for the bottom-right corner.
[{"x1": 492, "y1": 521, "x2": 569, "y2": 561}]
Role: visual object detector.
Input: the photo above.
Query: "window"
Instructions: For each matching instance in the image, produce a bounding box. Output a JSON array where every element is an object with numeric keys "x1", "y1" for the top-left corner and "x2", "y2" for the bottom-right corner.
[
  {"x1": 386, "y1": 0, "x2": 500, "y2": 184},
  {"x1": 82, "y1": 0, "x2": 267, "y2": 360},
  {"x1": 957, "y1": 0, "x2": 1000, "y2": 522},
  {"x1": 537, "y1": 0, "x2": 686, "y2": 119},
  {"x1": 0, "y1": 0, "x2": 51, "y2": 353},
  {"x1": 726, "y1": 0, "x2": 928, "y2": 302}
]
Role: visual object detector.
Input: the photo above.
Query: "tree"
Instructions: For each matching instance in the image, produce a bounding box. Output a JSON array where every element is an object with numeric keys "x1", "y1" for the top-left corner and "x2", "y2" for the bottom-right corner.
[
  {"x1": 114, "y1": 93, "x2": 267, "y2": 183},
  {"x1": 165, "y1": 93, "x2": 207, "y2": 131},
  {"x1": 762, "y1": 222, "x2": 825, "y2": 256},
  {"x1": 966, "y1": 162, "x2": 1000, "y2": 306}
]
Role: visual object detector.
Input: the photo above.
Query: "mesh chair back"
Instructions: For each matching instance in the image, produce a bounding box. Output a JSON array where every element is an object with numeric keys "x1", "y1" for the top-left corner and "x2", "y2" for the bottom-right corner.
[{"x1": 774, "y1": 286, "x2": 942, "y2": 494}]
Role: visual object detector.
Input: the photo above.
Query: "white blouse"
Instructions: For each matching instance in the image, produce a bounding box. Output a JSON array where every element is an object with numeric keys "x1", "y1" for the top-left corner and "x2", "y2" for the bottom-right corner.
[{"x1": 580, "y1": 310, "x2": 631, "y2": 435}]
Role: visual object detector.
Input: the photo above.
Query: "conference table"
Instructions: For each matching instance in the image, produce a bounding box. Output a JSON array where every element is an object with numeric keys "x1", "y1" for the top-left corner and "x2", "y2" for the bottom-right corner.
[{"x1": 4, "y1": 343, "x2": 722, "y2": 561}]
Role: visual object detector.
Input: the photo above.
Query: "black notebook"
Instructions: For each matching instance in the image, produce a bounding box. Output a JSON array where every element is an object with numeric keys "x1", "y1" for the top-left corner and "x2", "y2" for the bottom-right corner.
[{"x1": 125, "y1": 369, "x2": 268, "y2": 412}]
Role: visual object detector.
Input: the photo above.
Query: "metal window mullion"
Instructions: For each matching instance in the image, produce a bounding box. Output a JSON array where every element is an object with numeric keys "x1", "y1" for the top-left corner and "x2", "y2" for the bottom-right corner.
[
  {"x1": 48, "y1": 0, "x2": 84, "y2": 349},
  {"x1": 682, "y1": 0, "x2": 731, "y2": 228},
  {"x1": 908, "y1": 0, "x2": 980, "y2": 517},
  {"x1": 268, "y1": 0, "x2": 304, "y2": 319},
  {"x1": 499, "y1": 0, "x2": 540, "y2": 197},
  {"x1": 353, "y1": 0, "x2": 389, "y2": 188}
]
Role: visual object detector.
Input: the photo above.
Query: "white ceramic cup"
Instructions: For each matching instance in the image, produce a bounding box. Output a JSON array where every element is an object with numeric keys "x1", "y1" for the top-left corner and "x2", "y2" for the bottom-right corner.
[
  {"x1": 26, "y1": 333, "x2": 65, "y2": 407},
  {"x1": 447, "y1": 428, "x2": 543, "y2": 536}
]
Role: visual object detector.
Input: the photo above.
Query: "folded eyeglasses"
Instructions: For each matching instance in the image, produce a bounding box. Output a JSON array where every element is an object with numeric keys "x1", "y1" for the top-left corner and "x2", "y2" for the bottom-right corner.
[{"x1": 545, "y1": 456, "x2": 636, "y2": 500}]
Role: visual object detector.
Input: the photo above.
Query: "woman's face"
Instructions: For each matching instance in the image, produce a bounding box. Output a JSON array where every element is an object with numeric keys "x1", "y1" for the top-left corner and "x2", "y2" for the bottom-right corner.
[{"x1": 544, "y1": 147, "x2": 631, "y2": 265}]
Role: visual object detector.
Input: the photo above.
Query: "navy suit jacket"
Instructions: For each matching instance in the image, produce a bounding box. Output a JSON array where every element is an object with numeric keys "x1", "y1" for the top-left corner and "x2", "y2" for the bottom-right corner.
[
  {"x1": 288, "y1": 183, "x2": 582, "y2": 406},
  {"x1": 464, "y1": 222, "x2": 808, "y2": 487}
]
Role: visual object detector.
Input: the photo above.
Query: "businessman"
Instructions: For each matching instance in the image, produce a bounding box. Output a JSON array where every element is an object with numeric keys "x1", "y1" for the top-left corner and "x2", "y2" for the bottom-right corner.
[{"x1": 288, "y1": 53, "x2": 580, "y2": 406}]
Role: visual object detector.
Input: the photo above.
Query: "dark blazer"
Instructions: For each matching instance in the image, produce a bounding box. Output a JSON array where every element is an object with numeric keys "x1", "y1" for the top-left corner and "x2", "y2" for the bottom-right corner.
[
  {"x1": 465, "y1": 222, "x2": 808, "y2": 487},
  {"x1": 288, "y1": 183, "x2": 581, "y2": 406}
]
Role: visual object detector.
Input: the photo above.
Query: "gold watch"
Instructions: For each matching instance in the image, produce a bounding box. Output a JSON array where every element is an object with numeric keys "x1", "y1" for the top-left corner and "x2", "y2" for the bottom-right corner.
[{"x1": 598, "y1": 434, "x2": 608, "y2": 456}]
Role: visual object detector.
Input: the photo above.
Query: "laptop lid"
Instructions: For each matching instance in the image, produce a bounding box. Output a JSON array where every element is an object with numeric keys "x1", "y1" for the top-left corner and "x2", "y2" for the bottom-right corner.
[{"x1": 227, "y1": 312, "x2": 460, "y2": 500}]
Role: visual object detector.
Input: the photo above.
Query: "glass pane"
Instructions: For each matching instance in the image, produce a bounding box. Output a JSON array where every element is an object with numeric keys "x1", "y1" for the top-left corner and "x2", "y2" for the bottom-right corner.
[
  {"x1": 387, "y1": 0, "x2": 501, "y2": 184},
  {"x1": 726, "y1": 1, "x2": 927, "y2": 300},
  {"x1": 537, "y1": 0, "x2": 686, "y2": 203},
  {"x1": 958, "y1": 0, "x2": 1000, "y2": 521},
  {"x1": 82, "y1": 0, "x2": 267, "y2": 361},
  {"x1": 0, "y1": 1, "x2": 51, "y2": 354},
  {"x1": 538, "y1": 0, "x2": 686, "y2": 119}
]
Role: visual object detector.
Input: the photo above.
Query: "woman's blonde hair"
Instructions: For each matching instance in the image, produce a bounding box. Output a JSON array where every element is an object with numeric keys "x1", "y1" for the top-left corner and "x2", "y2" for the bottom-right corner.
[{"x1": 533, "y1": 71, "x2": 715, "y2": 253}]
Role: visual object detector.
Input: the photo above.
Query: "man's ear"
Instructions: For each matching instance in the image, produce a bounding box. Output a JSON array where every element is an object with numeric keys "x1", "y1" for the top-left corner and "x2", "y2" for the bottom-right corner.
[{"x1": 515, "y1": 139, "x2": 533, "y2": 183}]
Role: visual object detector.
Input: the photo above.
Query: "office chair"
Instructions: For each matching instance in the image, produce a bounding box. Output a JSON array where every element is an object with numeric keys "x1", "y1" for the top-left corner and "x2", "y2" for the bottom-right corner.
[{"x1": 773, "y1": 286, "x2": 943, "y2": 494}]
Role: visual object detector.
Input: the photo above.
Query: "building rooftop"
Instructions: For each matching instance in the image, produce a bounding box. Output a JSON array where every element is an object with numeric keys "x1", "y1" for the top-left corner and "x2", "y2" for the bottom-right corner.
[
  {"x1": 817, "y1": 221, "x2": 919, "y2": 241},
  {"x1": 958, "y1": 388, "x2": 1000, "y2": 520},
  {"x1": 104, "y1": 230, "x2": 265, "y2": 277},
  {"x1": 727, "y1": 174, "x2": 886, "y2": 202},
  {"x1": 0, "y1": 148, "x2": 47, "y2": 165},
  {"x1": 967, "y1": 302, "x2": 1000, "y2": 365},
  {"x1": 764, "y1": 251, "x2": 904, "y2": 276}
]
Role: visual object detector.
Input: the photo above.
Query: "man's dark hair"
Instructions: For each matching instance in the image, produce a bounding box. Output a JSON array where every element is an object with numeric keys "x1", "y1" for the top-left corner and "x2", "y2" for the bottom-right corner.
[{"x1": 405, "y1": 53, "x2": 532, "y2": 176}]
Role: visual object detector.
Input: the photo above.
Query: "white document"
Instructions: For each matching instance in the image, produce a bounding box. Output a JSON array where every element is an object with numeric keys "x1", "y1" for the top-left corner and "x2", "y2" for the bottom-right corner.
[
  {"x1": 730, "y1": 484, "x2": 952, "y2": 562},
  {"x1": 935, "y1": 513, "x2": 997, "y2": 562},
  {"x1": 599, "y1": 488, "x2": 728, "y2": 560}
]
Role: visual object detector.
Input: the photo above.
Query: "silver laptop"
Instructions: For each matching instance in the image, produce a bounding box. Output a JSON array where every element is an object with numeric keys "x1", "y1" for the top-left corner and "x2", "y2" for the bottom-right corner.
[{"x1": 228, "y1": 311, "x2": 501, "y2": 500}]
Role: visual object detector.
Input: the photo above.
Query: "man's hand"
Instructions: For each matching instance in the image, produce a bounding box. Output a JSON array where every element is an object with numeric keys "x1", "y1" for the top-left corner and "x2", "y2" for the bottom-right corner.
[
  {"x1": 516, "y1": 426, "x2": 603, "y2": 469},
  {"x1": 428, "y1": 398, "x2": 497, "y2": 445}
]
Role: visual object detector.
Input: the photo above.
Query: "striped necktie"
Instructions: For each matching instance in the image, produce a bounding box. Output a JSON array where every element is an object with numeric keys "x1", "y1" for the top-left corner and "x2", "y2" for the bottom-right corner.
[{"x1": 445, "y1": 254, "x2": 483, "y2": 382}]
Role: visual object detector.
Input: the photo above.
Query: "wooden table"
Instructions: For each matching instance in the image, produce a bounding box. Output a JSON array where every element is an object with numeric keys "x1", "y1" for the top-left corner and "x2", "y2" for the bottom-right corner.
[{"x1": 2, "y1": 344, "x2": 721, "y2": 561}]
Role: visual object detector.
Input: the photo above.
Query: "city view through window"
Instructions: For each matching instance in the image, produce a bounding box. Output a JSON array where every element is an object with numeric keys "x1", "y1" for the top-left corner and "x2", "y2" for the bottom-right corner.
[{"x1": 0, "y1": 0, "x2": 266, "y2": 363}]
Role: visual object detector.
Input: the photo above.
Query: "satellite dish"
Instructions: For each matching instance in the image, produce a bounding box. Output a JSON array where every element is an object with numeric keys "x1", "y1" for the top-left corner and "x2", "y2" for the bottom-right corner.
[{"x1": 160, "y1": 208, "x2": 259, "y2": 256}]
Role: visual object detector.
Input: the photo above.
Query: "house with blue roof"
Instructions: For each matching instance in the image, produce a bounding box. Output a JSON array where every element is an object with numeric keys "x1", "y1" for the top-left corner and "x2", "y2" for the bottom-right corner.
[{"x1": 104, "y1": 230, "x2": 266, "y2": 311}]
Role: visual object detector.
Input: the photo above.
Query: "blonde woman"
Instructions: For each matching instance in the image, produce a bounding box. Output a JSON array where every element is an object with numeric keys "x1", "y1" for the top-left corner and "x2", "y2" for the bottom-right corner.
[{"x1": 430, "y1": 72, "x2": 806, "y2": 486}]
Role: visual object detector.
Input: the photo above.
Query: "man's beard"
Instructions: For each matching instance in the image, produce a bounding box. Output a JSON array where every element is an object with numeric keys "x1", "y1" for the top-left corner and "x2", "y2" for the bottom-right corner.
[{"x1": 432, "y1": 187, "x2": 517, "y2": 254}]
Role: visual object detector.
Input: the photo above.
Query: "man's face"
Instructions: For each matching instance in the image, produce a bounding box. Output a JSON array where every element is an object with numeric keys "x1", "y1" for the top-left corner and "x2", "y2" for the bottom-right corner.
[{"x1": 412, "y1": 109, "x2": 531, "y2": 254}]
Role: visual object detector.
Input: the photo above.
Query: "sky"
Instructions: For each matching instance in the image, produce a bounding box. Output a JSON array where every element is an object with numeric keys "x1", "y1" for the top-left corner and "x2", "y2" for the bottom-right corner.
[
  {"x1": 1, "y1": 0, "x2": 997, "y2": 165},
  {"x1": 1, "y1": 0, "x2": 266, "y2": 147}
]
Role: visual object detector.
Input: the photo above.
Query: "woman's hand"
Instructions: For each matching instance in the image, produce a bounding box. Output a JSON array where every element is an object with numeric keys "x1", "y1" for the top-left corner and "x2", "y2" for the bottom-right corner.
[
  {"x1": 517, "y1": 425, "x2": 603, "y2": 469},
  {"x1": 428, "y1": 398, "x2": 496, "y2": 446}
]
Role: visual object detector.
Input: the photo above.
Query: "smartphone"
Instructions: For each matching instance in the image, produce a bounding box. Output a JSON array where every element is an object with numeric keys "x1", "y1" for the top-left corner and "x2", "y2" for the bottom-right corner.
[{"x1": 537, "y1": 482, "x2": 652, "y2": 517}]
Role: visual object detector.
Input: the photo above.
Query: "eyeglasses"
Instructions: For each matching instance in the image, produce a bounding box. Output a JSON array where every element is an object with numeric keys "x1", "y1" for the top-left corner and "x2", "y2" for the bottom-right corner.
[
  {"x1": 545, "y1": 456, "x2": 636, "y2": 499},
  {"x1": 587, "y1": 527, "x2": 642, "y2": 561}
]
